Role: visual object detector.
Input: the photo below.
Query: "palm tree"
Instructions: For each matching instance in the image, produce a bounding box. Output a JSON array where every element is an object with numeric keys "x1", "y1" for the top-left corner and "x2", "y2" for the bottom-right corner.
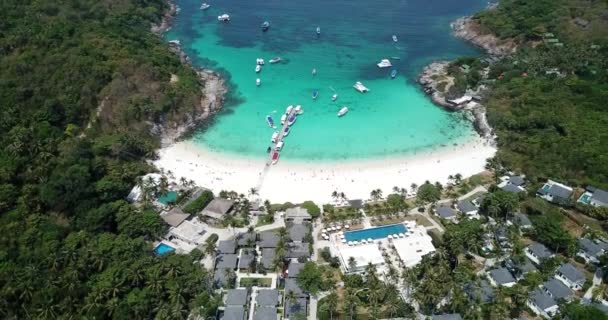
[
  {"x1": 223, "y1": 268, "x2": 236, "y2": 288},
  {"x1": 204, "y1": 241, "x2": 216, "y2": 257},
  {"x1": 325, "y1": 290, "x2": 339, "y2": 320},
  {"x1": 179, "y1": 176, "x2": 187, "y2": 186},
  {"x1": 347, "y1": 256, "x2": 357, "y2": 272},
  {"x1": 339, "y1": 192, "x2": 347, "y2": 202},
  {"x1": 331, "y1": 190, "x2": 338, "y2": 202},
  {"x1": 248, "y1": 187, "x2": 258, "y2": 200},
  {"x1": 454, "y1": 173, "x2": 463, "y2": 184},
  {"x1": 410, "y1": 183, "x2": 418, "y2": 193},
  {"x1": 285, "y1": 290, "x2": 297, "y2": 306}
]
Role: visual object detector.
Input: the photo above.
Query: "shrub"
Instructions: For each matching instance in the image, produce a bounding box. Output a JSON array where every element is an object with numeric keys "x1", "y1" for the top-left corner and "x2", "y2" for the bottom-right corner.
[
  {"x1": 301, "y1": 201, "x2": 321, "y2": 218},
  {"x1": 183, "y1": 190, "x2": 214, "y2": 214}
]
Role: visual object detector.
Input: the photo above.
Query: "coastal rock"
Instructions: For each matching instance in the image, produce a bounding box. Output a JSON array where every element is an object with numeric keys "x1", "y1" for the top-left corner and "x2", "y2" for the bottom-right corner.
[
  {"x1": 418, "y1": 61, "x2": 456, "y2": 109},
  {"x1": 451, "y1": 17, "x2": 517, "y2": 56},
  {"x1": 151, "y1": 1, "x2": 177, "y2": 34}
]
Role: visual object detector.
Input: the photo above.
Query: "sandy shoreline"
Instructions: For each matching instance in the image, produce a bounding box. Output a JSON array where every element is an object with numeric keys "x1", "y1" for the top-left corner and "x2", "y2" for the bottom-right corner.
[{"x1": 154, "y1": 137, "x2": 496, "y2": 203}]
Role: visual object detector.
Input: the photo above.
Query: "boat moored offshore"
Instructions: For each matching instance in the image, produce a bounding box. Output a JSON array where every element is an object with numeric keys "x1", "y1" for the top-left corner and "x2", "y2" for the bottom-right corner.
[
  {"x1": 338, "y1": 107, "x2": 349, "y2": 117},
  {"x1": 287, "y1": 114, "x2": 297, "y2": 126},
  {"x1": 353, "y1": 81, "x2": 369, "y2": 93},
  {"x1": 256, "y1": 78, "x2": 261, "y2": 86},
  {"x1": 269, "y1": 57, "x2": 281, "y2": 64},
  {"x1": 200, "y1": 3, "x2": 210, "y2": 10},
  {"x1": 280, "y1": 114, "x2": 287, "y2": 125},
  {"x1": 377, "y1": 59, "x2": 392, "y2": 68},
  {"x1": 391, "y1": 69, "x2": 397, "y2": 79},
  {"x1": 262, "y1": 21, "x2": 270, "y2": 31},
  {"x1": 266, "y1": 115, "x2": 274, "y2": 127},
  {"x1": 271, "y1": 131, "x2": 279, "y2": 143},
  {"x1": 312, "y1": 68, "x2": 317, "y2": 76},
  {"x1": 218, "y1": 14, "x2": 230, "y2": 22},
  {"x1": 256, "y1": 58, "x2": 265, "y2": 65},
  {"x1": 255, "y1": 65, "x2": 261, "y2": 73},
  {"x1": 312, "y1": 90, "x2": 318, "y2": 100},
  {"x1": 283, "y1": 126, "x2": 290, "y2": 136},
  {"x1": 316, "y1": 26, "x2": 321, "y2": 35},
  {"x1": 286, "y1": 105, "x2": 293, "y2": 114},
  {"x1": 392, "y1": 35, "x2": 398, "y2": 42},
  {"x1": 332, "y1": 93, "x2": 338, "y2": 101},
  {"x1": 276, "y1": 141, "x2": 284, "y2": 151},
  {"x1": 294, "y1": 105, "x2": 302, "y2": 114}
]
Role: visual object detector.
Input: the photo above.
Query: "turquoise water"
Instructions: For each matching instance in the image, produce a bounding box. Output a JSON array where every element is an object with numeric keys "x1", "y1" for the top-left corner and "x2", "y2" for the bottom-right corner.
[
  {"x1": 168, "y1": 0, "x2": 486, "y2": 161},
  {"x1": 344, "y1": 224, "x2": 407, "y2": 242},
  {"x1": 157, "y1": 191, "x2": 178, "y2": 205},
  {"x1": 154, "y1": 243, "x2": 176, "y2": 255}
]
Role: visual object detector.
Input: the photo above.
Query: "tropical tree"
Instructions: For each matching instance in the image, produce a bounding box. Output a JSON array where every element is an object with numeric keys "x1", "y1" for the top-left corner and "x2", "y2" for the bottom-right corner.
[{"x1": 347, "y1": 256, "x2": 357, "y2": 272}]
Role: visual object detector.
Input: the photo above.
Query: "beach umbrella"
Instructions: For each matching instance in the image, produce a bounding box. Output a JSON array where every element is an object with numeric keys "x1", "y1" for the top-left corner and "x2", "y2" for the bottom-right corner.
[
  {"x1": 393, "y1": 234, "x2": 399, "y2": 238},
  {"x1": 340, "y1": 234, "x2": 345, "y2": 238},
  {"x1": 322, "y1": 228, "x2": 327, "y2": 233},
  {"x1": 331, "y1": 227, "x2": 336, "y2": 231},
  {"x1": 353, "y1": 241, "x2": 359, "y2": 245},
  {"x1": 348, "y1": 241, "x2": 353, "y2": 246},
  {"x1": 399, "y1": 233, "x2": 405, "y2": 238},
  {"x1": 336, "y1": 226, "x2": 342, "y2": 230},
  {"x1": 361, "y1": 239, "x2": 367, "y2": 244},
  {"x1": 341, "y1": 239, "x2": 347, "y2": 243},
  {"x1": 367, "y1": 238, "x2": 373, "y2": 242},
  {"x1": 345, "y1": 225, "x2": 350, "y2": 229},
  {"x1": 388, "y1": 235, "x2": 393, "y2": 239}
]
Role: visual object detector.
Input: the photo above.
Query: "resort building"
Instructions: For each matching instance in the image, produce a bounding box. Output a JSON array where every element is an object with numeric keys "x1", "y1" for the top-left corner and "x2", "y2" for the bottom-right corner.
[
  {"x1": 554, "y1": 263, "x2": 586, "y2": 291},
  {"x1": 487, "y1": 268, "x2": 516, "y2": 287},
  {"x1": 284, "y1": 278, "x2": 308, "y2": 319},
  {"x1": 528, "y1": 288, "x2": 559, "y2": 319},
  {"x1": 253, "y1": 306, "x2": 276, "y2": 320},
  {"x1": 464, "y1": 280, "x2": 495, "y2": 303},
  {"x1": 222, "y1": 289, "x2": 249, "y2": 320},
  {"x1": 218, "y1": 240, "x2": 237, "y2": 255},
  {"x1": 236, "y1": 232, "x2": 257, "y2": 247},
  {"x1": 288, "y1": 223, "x2": 309, "y2": 242},
  {"x1": 504, "y1": 258, "x2": 537, "y2": 280},
  {"x1": 457, "y1": 200, "x2": 479, "y2": 218},
  {"x1": 222, "y1": 306, "x2": 246, "y2": 320},
  {"x1": 258, "y1": 231, "x2": 280, "y2": 248},
  {"x1": 578, "y1": 186, "x2": 608, "y2": 207},
  {"x1": 255, "y1": 289, "x2": 279, "y2": 307},
  {"x1": 287, "y1": 262, "x2": 304, "y2": 279},
  {"x1": 536, "y1": 180, "x2": 573, "y2": 205},
  {"x1": 285, "y1": 207, "x2": 312, "y2": 223},
  {"x1": 238, "y1": 250, "x2": 256, "y2": 271},
  {"x1": 471, "y1": 192, "x2": 486, "y2": 207},
  {"x1": 525, "y1": 242, "x2": 554, "y2": 265},
  {"x1": 259, "y1": 249, "x2": 275, "y2": 271},
  {"x1": 498, "y1": 174, "x2": 526, "y2": 194},
  {"x1": 435, "y1": 206, "x2": 457, "y2": 222},
  {"x1": 509, "y1": 213, "x2": 533, "y2": 232},
  {"x1": 542, "y1": 278, "x2": 574, "y2": 302},
  {"x1": 160, "y1": 208, "x2": 190, "y2": 227},
  {"x1": 577, "y1": 238, "x2": 608, "y2": 264},
  {"x1": 166, "y1": 219, "x2": 205, "y2": 246},
  {"x1": 330, "y1": 222, "x2": 436, "y2": 274},
  {"x1": 286, "y1": 242, "x2": 310, "y2": 259},
  {"x1": 201, "y1": 198, "x2": 235, "y2": 222}
]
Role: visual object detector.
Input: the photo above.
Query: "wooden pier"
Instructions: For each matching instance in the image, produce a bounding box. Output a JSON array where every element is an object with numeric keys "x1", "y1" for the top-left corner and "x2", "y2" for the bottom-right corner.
[{"x1": 266, "y1": 106, "x2": 299, "y2": 166}]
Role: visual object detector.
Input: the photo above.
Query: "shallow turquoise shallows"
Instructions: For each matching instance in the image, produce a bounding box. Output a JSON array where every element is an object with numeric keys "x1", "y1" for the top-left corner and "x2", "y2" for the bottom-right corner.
[
  {"x1": 168, "y1": 0, "x2": 486, "y2": 161},
  {"x1": 344, "y1": 224, "x2": 407, "y2": 242}
]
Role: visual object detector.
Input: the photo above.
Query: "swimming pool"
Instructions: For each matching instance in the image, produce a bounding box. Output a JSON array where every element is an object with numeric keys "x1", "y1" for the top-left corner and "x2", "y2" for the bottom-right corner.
[
  {"x1": 344, "y1": 224, "x2": 407, "y2": 242},
  {"x1": 157, "y1": 191, "x2": 178, "y2": 205},
  {"x1": 154, "y1": 243, "x2": 176, "y2": 255}
]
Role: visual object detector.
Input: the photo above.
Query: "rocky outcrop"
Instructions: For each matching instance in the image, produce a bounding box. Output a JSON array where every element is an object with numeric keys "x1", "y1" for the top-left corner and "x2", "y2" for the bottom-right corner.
[
  {"x1": 451, "y1": 17, "x2": 517, "y2": 56},
  {"x1": 418, "y1": 61, "x2": 455, "y2": 109},
  {"x1": 154, "y1": 69, "x2": 227, "y2": 146},
  {"x1": 151, "y1": 1, "x2": 177, "y2": 35}
]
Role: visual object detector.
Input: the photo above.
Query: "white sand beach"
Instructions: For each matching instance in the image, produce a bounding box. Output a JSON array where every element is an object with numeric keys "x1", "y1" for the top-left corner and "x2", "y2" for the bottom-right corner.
[{"x1": 154, "y1": 138, "x2": 496, "y2": 204}]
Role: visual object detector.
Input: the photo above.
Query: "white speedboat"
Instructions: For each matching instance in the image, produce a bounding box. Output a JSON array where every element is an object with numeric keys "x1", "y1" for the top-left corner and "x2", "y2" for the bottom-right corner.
[
  {"x1": 256, "y1": 78, "x2": 261, "y2": 86},
  {"x1": 200, "y1": 3, "x2": 210, "y2": 10},
  {"x1": 276, "y1": 141, "x2": 284, "y2": 151},
  {"x1": 312, "y1": 68, "x2": 317, "y2": 76},
  {"x1": 256, "y1": 58, "x2": 265, "y2": 65},
  {"x1": 287, "y1": 114, "x2": 297, "y2": 126},
  {"x1": 392, "y1": 35, "x2": 398, "y2": 42},
  {"x1": 271, "y1": 131, "x2": 279, "y2": 143},
  {"x1": 283, "y1": 126, "x2": 290, "y2": 137},
  {"x1": 218, "y1": 14, "x2": 230, "y2": 22},
  {"x1": 255, "y1": 65, "x2": 261, "y2": 73},
  {"x1": 338, "y1": 107, "x2": 349, "y2": 117},
  {"x1": 332, "y1": 93, "x2": 338, "y2": 101},
  {"x1": 269, "y1": 57, "x2": 281, "y2": 64},
  {"x1": 280, "y1": 114, "x2": 287, "y2": 125},
  {"x1": 286, "y1": 105, "x2": 293, "y2": 114},
  {"x1": 353, "y1": 81, "x2": 369, "y2": 93},
  {"x1": 262, "y1": 21, "x2": 270, "y2": 32},
  {"x1": 294, "y1": 105, "x2": 302, "y2": 114},
  {"x1": 377, "y1": 59, "x2": 392, "y2": 68},
  {"x1": 316, "y1": 26, "x2": 321, "y2": 35}
]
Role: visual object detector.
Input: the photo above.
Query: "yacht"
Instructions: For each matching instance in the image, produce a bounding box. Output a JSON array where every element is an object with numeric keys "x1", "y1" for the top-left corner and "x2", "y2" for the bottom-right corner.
[
  {"x1": 255, "y1": 65, "x2": 261, "y2": 73},
  {"x1": 280, "y1": 114, "x2": 287, "y2": 125},
  {"x1": 256, "y1": 58, "x2": 265, "y2": 65},
  {"x1": 283, "y1": 126, "x2": 290, "y2": 137},
  {"x1": 353, "y1": 81, "x2": 369, "y2": 93},
  {"x1": 316, "y1": 26, "x2": 321, "y2": 35},
  {"x1": 294, "y1": 105, "x2": 303, "y2": 114},
  {"x1": 262, "y1": 21, "x2": 270, "y2": 31},
  {"x1": 392, "y1": 35, "x2": 398, "y2": 42},
  {"x1": 391, "y1": 69, "x2": 397, "y2": 79},
  {"x1": 332, "y1": 93, "x2": 338, "y2": 101},
  {"x1": 200, "y1": 3, "x2": 210, "y2": 10},
  {"x1": 312, "y1": 90, "x2": 318, "y2": 100},
  {"x1": 256, "y1": 78, "x2": 261, "y2": 86},
  {"x1": 266, "y1": 115, "x2": 274, "y2": 127},
  {"x1": 287, "y1": 114, "x2": 297, "y2": 126},
  {"x1": 269, "y1": 57, "x2": 281, "y2": 64},
  {"x1": 377, "y1": 59, "x2": 392, "y2": 68},
  {"x1": 271, "y1": 131, "x2": 279, "y2": 143},
  {"x1": 286, "y1": 105, "x2": 293, "y2": 114},
  {"x1": 271, "y1": 151, "x2": 280, "y2": 165},
  {"x1": 218, "y1": 14, "x2": 230, "y2": 22},
  {"x1": 338, "y1": 107, "x2": 349, "y2": 117},
  {"x1": 276, "y1": 141, "x2": 284, "y2": 151}
]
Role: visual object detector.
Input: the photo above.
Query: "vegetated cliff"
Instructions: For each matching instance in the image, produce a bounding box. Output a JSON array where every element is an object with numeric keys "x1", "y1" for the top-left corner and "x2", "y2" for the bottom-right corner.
[{"x1": 451, "y1": 17, "x2": 518, "y2": 56}]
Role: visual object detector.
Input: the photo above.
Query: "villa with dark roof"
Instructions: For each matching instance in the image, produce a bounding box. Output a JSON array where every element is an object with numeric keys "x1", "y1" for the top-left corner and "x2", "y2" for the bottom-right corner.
[
  {"x1": 253, "y1": 306, "x2": 277, "y2": 320},
  {"x1": 510, "y1": 213, "x2": 533, "y2": 232},
  {"x1": 255, "y1": 289, "x2": 279, "y2": 307},
  {"x1": 201, "y1": 198, "x2": 235, "y2": 222},
  {"x1": 537, "y1": 180, "x2": 573, "y2": 205},
  {"x1": 464, "y1": 280, "x2": 495, "y2": 303},
  {"x1": 542, "y1": 278, "x2": 574, "y2": 302},
  {"x1": 578, "y1": 186, "x2": 608, "y2": 208},
  {"x1": 288, "y1": 223, "x2": 309, "y2": 242},
  {"x1": 457, "y1": 200, "x2": 478, "y2": 217},
  {"x1": 285, "y1": 207, "x2": 312, "y2": 223},
  {"x1": 258, "y1": 231, "x2": 280, "y2": 248},
  {"x1": 435, "y1": 206, "x2": 457, "y2": 221},
  {"x1": 222, "y1": 305, "x2": 246, "y2": 320},
  {"x1": 498, "y1": 174, "x2": 526, "y2": 194},
  {"x1": 218, "y1": 240, "x2": 237, "y2": 254},
  {"x1": 487, "y1": 267, "x2": 516, "y2": 287},
  {"x1": 260, "y1": 248, "x2": 275, "y2": 271},
  {"x1": 528, "y1": 288, "x2": 558, "y2": 319},
  {"x1": 577, "y1": 238, "x2": 608, "y2": 264},
  {"x1": 238, "y1": 250, "x2": 256, "y2": 271},
  {"x1": 525, "y1": 242, "x2": 554, "y2": 265},
  {"x1": 555, "y1": 263, "x2": 586, "y2": 290},
  {"x1": 504, "y1": 258, "x2": 537, "y2": 280}
]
